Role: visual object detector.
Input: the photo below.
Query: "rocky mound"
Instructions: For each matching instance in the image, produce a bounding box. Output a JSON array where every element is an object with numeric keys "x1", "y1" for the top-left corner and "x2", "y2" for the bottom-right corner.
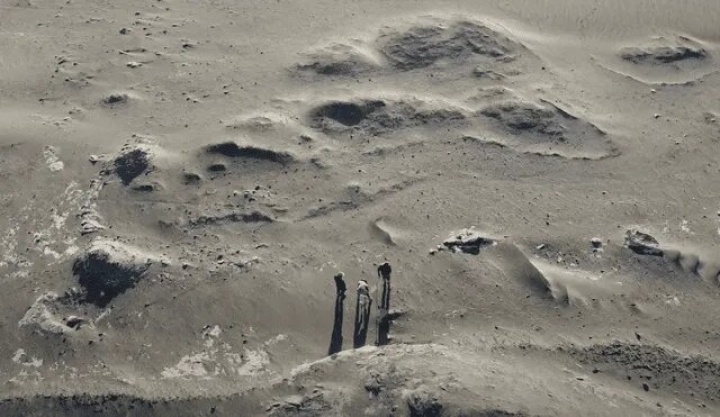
[{"x1": 378, "y1": 20, "x2": 520, "y2": 70}]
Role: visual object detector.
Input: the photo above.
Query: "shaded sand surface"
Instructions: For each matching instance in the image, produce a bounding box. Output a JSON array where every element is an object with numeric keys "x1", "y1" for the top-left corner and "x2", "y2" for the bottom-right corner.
[{"x1": 2, "y1": 0, "x2": 720, "y2": 415}]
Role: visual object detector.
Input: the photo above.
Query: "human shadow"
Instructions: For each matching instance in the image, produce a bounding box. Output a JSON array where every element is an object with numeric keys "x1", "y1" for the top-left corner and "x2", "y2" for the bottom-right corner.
[
  {"x1": 353, "y1": 280, "x2": 372, "y2": 348},
  {"x1": 376, "y1": 262, "x2": 392, "y2": 346},
  {"x1": 328, "y1": 273, "x2": 346, "y2": 356}
]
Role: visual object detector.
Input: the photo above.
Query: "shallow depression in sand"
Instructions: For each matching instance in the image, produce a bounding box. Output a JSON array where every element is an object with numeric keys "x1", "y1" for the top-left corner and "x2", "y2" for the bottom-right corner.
[{"x1": 308, "y1": 97, "x2": 468, "y2": 137}]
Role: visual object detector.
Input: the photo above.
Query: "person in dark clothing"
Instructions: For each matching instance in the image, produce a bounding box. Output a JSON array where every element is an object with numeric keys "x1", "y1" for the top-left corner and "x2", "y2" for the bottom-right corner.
[
  {"x1": 328, "y1": 272, "x2": 346, "y2": 355},
  {"x1": 334, "y1": 272, "x2": 347, "y2": 296}
]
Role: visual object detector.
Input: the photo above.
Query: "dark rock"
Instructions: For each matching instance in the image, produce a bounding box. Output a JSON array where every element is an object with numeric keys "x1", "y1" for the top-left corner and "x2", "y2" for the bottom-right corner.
[
  {"x1": 442, "y1": 229, "x2": 496, "y2": 255},
  {"x1": 102, "y1": 93, "x2": 129, "y2": 106},
  {"x1": 625, "y1": 230, "x2": 663, "y2": 256},
  {"x1": 208, "y1": 162, "x2": 227, "y2": 172},
  {"x1": 406, "y1": 391, "x2": 442, "y2": 417}
]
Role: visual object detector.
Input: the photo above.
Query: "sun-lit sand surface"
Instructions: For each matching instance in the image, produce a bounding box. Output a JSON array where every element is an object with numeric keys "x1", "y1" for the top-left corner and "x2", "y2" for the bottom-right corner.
[{"x1": 2, "y1": 0, "x2": 720, "y2": 415}]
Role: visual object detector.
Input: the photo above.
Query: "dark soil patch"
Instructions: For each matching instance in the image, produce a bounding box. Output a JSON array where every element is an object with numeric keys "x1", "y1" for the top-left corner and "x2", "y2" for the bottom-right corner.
[
  {"x1": 72, "y1": 243, "x2": 152, "y2": 307},
  {"x1": 114, "y1": 148, "x2": 151, "y2": 186},
  {"x1": 205, "y1": 142, "x2": 294, "y2": 164}
]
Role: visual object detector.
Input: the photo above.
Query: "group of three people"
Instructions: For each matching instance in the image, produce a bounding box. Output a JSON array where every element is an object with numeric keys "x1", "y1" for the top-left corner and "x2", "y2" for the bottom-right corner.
[{"x1": 328, "y1": 262, "x2": 392, "y2": 355}]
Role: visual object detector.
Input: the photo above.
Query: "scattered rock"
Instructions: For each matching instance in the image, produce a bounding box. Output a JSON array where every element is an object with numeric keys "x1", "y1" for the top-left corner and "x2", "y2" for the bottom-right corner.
[
  {"x1": 65, "y1": 316, "x2": 87, "y2": 330},
  {"x1": 442, "y1": 228, "x2": 496, "y2": 255},
  {"x1": 568, "y1": 342, "x2": 720, "y2": 402},
  {"x1": 189, "y1": 210, "x2": 273, "y2": 227},
  {"x1": 43, "y1": 146, "x2": 64, "y2": 172},
  {"x1": 267, "y1": 392, "x2": 331, "y2": 416},
  {"x1": 88, "y1": 154, "x2": 103, "y2": 164},
  {"x1": 624, "y1": 229, "x2": 663, "y2": 256},
  {"x1": 404, "y1": 389, "x2": 443, "y2": 417},
  {"x1": 101, "y1": 93, "x2": 129, "y2": 106}
]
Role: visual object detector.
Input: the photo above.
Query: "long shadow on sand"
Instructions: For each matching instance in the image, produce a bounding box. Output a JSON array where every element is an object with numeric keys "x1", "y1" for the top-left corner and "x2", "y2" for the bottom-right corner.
[
  {"x1": 328, "y1": 274, "x2": 346, "y2": 355},
  {"x1": 353, "y1": 281, "x2": 372, "y2": 348}
]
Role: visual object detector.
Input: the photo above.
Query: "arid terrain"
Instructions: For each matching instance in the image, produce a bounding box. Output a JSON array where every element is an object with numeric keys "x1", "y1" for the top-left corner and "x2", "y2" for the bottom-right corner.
[{"x1": 2, "y1": 0, "x2": 720, "y2": 415}]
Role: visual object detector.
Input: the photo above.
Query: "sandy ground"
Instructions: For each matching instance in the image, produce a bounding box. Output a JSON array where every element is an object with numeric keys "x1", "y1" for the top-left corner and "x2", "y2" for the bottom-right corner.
[{"x1": 2, "y1": 0, "x2": 720, "y2": 415}]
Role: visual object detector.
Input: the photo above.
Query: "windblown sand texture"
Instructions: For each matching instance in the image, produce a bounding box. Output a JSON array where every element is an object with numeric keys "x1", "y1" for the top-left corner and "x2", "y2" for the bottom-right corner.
[{"x1": 2, "y1": 0, "x2": 720, "y2": 415}]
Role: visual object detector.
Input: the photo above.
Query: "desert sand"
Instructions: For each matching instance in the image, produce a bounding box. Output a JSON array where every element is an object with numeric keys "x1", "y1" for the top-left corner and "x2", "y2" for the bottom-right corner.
[{"x1": 2, "y1": 0, "x2": 720, "y2": 415}]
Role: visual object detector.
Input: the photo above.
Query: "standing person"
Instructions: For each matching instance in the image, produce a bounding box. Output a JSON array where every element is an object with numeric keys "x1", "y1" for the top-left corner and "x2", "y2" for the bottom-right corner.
[
  {"x1": 328, "y1": 272, "x2": 346, "y2": 356},
  {"x1": 377, "y1": 262, "x2": 392, "y2": 310},
  {"x1": 353, "y1": 280, "x2": 372, "y2": 348},
  {"x1": 376, "y1": 262, "x2": 392, "y2": 346}
]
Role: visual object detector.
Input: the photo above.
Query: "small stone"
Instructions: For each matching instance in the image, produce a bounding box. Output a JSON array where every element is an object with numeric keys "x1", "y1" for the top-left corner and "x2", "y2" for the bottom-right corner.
[
  {"x1": 208, "y1": 162, "x2": 226, "y2": 172},
  {"x1": 65, "y1": 316, "x2": 86, "y2": 329}
]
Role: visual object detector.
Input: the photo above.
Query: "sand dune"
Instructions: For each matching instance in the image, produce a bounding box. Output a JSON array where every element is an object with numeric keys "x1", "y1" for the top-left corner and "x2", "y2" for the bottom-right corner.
[{"x1": 3, "y1": 0, "x2": 720, "y2": 416}]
